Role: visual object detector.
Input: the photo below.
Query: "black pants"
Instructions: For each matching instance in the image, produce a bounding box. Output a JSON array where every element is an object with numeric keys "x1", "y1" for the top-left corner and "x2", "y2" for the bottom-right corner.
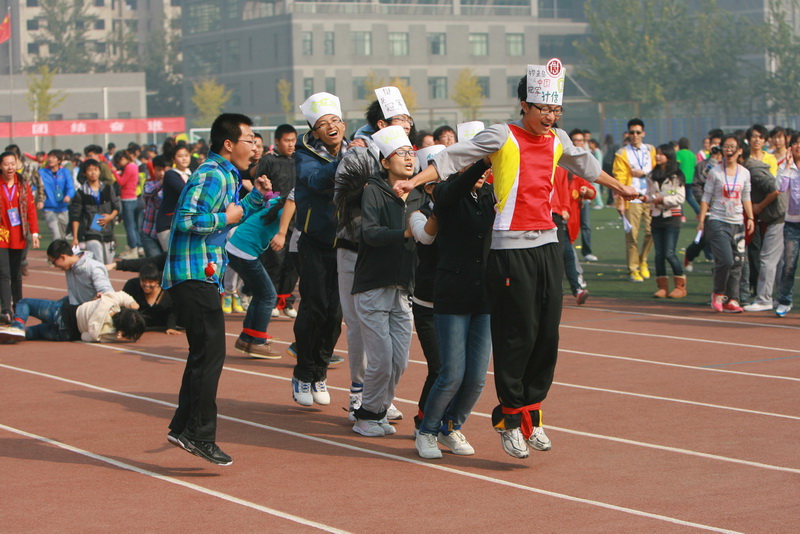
[
  {"x1": 168, "y1": 280, "x2": 227, "y2": 442},
  {"x1": 0, "y1": 247, "x2": 23, "y2": 315},
  {"x1": 486, "y1": 244, "x2": 563, "y2": 429},
  {"x1": 293, "y1": 236, "x2": 342, "y2": 383},
  {"x1": 262, "y1": 227, "x2": 298, "y2": 309},
  {"x1": 412, "y1": 302, "x2": 440, "y2": 425}
]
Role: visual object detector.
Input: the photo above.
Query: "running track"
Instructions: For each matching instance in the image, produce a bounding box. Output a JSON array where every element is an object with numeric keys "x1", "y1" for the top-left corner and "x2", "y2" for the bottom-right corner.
[{"x1": 1, "y1": 251, "x2": 798, "y2": 533}]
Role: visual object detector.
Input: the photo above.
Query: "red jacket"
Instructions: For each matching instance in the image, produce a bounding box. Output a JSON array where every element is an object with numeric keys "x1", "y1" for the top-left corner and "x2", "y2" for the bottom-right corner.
[
  {"x1": 567, "y1": 173, "x2": 596, "y2": 243},
  {"x1": 0, "y1": 174, "x2": 39, "y2": 249}
]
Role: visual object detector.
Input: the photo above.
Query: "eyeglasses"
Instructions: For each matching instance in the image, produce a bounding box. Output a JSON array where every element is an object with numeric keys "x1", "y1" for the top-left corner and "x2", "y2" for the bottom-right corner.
[
  {"x1": 722, "y1": 145, "x2": 739, "y2": 151},
  {"x1": 628, "y1": 130, "x2": 644, "y2": 135},
  {"x1": 314, "y1": 117, "x2": 343, "y2": 131},
  {"x1": 530, "y1": 103, "x2": 564, "y2": 117},
  {"x1": 391, "y1": 149, "x2": 417, "y2": 158},
  {"x1": 389, "y1": 116, "x2": 414, "y2": 127},
  {"x1": 236, "y1": 139, "x2": 256, "y2": 146}
]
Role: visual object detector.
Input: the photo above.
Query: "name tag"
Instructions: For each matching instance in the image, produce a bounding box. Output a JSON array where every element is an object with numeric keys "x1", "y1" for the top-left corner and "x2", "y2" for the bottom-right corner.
[{"x1": 7, "y1": 207, "x2": 21, "y2": 227}]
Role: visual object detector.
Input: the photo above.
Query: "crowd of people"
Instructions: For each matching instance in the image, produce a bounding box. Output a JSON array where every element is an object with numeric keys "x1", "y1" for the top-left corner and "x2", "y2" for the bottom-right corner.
[{"x1": 1, "y1": 62, "x2": 798, "y2": 467}]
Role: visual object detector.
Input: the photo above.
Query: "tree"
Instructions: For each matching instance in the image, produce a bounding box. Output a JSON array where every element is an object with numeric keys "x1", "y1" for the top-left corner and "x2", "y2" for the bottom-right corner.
[
  {"x1": 277, "y1": 79, "x2": 294, "y2": 123},
  {"x1": 452, "y1": 68, "x2": 484, "y2": 121},
  {"x1": 28, "y1": 0, "x2": 99, "y2": 74},
  {"x1": 363, "y1": 71, "x2": 418, "y2": 113},
  {"x1": 26, "y1": 65, "x2": 67, "y2": 121},
  {"x1": 764, "y1": 0, "x2": 800, "y2": 115},
  {"x1": 191, "y1": 78, "x2": 232, "y2": 127}
]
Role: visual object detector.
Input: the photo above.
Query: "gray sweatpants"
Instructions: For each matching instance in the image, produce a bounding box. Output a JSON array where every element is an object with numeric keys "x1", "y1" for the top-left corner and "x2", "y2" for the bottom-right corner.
[
  {"x1": 355, "y1": 286, "x2": 412, "y2": 416},
  {"x1": 337, "y1": 248, "x2": 368, "y2": 387}
]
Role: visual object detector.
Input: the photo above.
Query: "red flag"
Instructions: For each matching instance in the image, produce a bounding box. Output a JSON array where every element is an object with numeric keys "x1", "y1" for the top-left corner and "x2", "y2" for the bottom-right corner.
[{"x1": 0, "y1": 14, "x2": 10, "y2": 44}]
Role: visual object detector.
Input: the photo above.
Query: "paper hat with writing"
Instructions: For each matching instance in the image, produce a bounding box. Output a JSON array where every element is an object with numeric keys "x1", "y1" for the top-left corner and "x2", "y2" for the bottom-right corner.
[
  {"x1": 299, "y1": 92, "x2": 342, "y2": 127},
  {"x1": 374, "y1": 86, "x2": 410, "y2": 120},
  {"x1": 416, "y1": 144, "x2": 445, "y2": 171},
  {"x1": 372, "y1": 125, "x2": 412, "y2": 158},
  {"x1": 457, "y1": 121, "x2": 485, "y2": 142},
  {"x1": 526, "y1": 58, "x2": 566, "y2": 106}
]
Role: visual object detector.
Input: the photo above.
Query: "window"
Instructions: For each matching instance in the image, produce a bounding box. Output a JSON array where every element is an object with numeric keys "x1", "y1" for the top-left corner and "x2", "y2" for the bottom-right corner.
[
  {"x1": 353, "y1": 31, "x2": 372, "y2": 56},
  {"x1": 27, "y1": 43, "x2": 40, "y2": 55},
  {"x1": 324, "y1": 31, "x2": 335, "y2": 55},
  {"x1": 26, "y1": 0, "x2": 38, "y2": 7},
  {"x1": 48, "y1": 114, "x2": 63, "y2": 120},
  {"x1": 303, "y1": 78, "x2": 314, "y2": 100},
  {"x1": 186, "y1": 3, "x2": 221, "y2": 35},
  {"x1": 353, "y1": 77, "x2": 367, "y2": 100},
  {"x1": 506, "y1": 33, "x2": 524, "y2": 56},
  {"x1": 226, "y1": 39, "x2": 240, "y2": 67},
  {"x1": 508, "y1": 75, "x2": 521, "y2": 98},
  {"x1": 477, "y1": 76, "x2": 490, "y2": 98},
  {"x1": 27, "y1": 19, "x2": 39, "y2": 31},
  {"x1": 469, "y1": 33, "x2": 488, "y2": 56},
  {"x1": 428, "y1": 32, "x2": 446, "y2": 55},
  {"x1": 539, "y1": 34, "x2": 583, "y2": 64},
  {"x1": 117, "y1": 112, "x2": 132, "y2": 119},
  {"x1": 388, "y1": 32, "x2": 409, "y2": 56},
  {"x1": 125, "y1": 0, "x2": 138, "y2": 9},
  {"x1": 95, "y1": 19, "x2": 106, "y2": 30},
  {"x1": 428, "y1": 76, "x2": 447, "y2": 100},
  {"x1": 78, "y1": 113, "x2": 99, "y2": 120},
  {"x1": 302, "y1": 31, "x2": 313, "y2": 55},
  {"x1": 325, "y1": 77, "x2": 336, "y2": 95},
  {"x1": 94, "y1": 0, "x2": 105, "y2": 6},
  {"x1": 76, "y1": 20, "x2": 85, "y2": 30},
  {"x1": 96, "y1": 41, "x2": 107, "y2": 53}
]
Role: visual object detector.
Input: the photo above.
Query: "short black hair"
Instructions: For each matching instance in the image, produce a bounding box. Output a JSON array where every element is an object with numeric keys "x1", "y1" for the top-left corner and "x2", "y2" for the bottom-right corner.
[
  {"x1": 365, "y1": 100, "x2": 387, "y2": 130},
  {"x1": 789, "y1": 132, "x2": 800, "y2": 147},
  {"x1": 210, "y1": 113, "x2": 253, "y2": 154},
  {"x1": 139, "y1": 263, "x2": 161, "y2": 282},
  {"x1": 433, "y1": 125, "x2": 455, "y2": 141},
  {"x1": 107, "y1": 142, "x2": 116, "y2": 150},
  {"x1": 84, "y1": 144, "x2": 103, "y2": 156},
  {"x1": 82, "y1": 158, "x2": 101, "y2": 172},
  {"x1": 47, "y1": 149, "x2": 64, "y2": 160},
  {"x1": 627, "y1": 118, "x2": 645, "y2": 130},
  {"x1": 274, "y1": 124, "x2": 297, "y2": 141},
  {"x1": 152, "y1": 155, "x2": 168, "y2": 169},
  {"x1": 47, "y1": 239, "x2": 74, "y2": 259},
  {"x1": 746, "y1": 124, "x2": 769, "y2": 141},
  {"x1": 0, "y1": 150, "x2": 16, "y2": 164},
  {"x1": 770, "y1": 126, "x2": 786, "y2": 139},
  {"x1": 568, "y1": 128, "x2": 585, "y2": 139},
  {"x1": 112, "y1": 308, "x2": 146, "y2": 342},
  {"x1": 678, "y1": 137, "x2": 690, "y2": 150},
  {"x1": 721, "y1": 133, "x2": 741, "y2": 150},
  {"x1": 4, "y1": 144, "x2": 21, "y2": 158},
  {"x1": 254, "y1": 132, "x2": 263, "y2": 140},
  {"x1": 707, "y1": 128, "x2": 724, "y2": 142},
  {"x1": 516, "y1": 75, "x2": 527, "y2": 102}
]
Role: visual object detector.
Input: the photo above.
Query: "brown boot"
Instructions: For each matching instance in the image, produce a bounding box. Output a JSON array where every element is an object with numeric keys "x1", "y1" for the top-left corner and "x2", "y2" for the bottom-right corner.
[
  {"x1": 653, "y1": 276, "x2": 669, "y2": 298},
  {"x1": 668, "y1": 275, "x2": 687, "y2": 298}
]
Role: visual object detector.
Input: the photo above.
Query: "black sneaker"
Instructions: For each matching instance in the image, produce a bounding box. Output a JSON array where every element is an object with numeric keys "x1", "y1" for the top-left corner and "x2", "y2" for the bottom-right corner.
[{"x1": 177, "y1": 434, "x2": 233, "y2": 466}]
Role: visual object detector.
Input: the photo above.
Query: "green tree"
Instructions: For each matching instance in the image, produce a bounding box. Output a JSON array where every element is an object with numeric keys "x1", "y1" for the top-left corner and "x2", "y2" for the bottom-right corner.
[
  {"x1": 28, "y1": 0, "x2": 99, "y2": 74},
  {"x1": 192, "y1": 78, "x2": 231, "y2": 127},
  {"x1": 363, "y1": 70, "x2": 419, "y2": 113},
  {"x1": 277, "y1": 79, "x2": 294, "y2": 123},
  {"x1": 764, "y1": 0, "x2": 800, "y2": 115},
  {"x1": 451, "y1": 68, "x2": 484, "y2": 121},
  {"x1": 26, "y1": 65, "x2": 67, "y2": 121}
]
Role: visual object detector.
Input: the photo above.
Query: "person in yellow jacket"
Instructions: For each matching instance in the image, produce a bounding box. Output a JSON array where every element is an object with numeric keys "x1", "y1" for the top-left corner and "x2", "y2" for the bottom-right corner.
[{"x1": 613, "y1": 118, "x2": 656, "y2": 282}]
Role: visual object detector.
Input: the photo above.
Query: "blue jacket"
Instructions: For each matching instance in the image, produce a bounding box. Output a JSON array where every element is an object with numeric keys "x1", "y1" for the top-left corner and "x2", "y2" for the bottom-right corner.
[{"x1": 40, "y1": 166, "x2": 76, "y2": 212}]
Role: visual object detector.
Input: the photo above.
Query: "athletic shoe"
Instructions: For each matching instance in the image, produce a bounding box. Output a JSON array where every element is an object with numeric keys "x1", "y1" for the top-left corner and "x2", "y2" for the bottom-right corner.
[
  {"x1": 221, "y1": 295, "x2": 232, "y2": 314},
  {"x1": 775, "y1": 304, "x2": 792, "y2": 317},
  {"x1": 575, "y1": 289, "x2": 589, "y2": 305},
  {"x1": 723, "y1": 299, "x2": 744, "y2": 313},
  {"x1": 577, "y1": 274, "x2": 587, "y2": 289},
  {"x1": 0, "y1": 326, "x2": 25, "y2": 343},
  {"x1": 379, "y1": 417, "x2": 397, "y2": 435},
  {"x1": 292, "y1": 377, "x2": 313, "y2": 406},
  {"x1": 283, "y1": 307, "x2": 298, "y2": 318},
  {"x1": 286, "y1": 342, "x2": 297, "y2": 358},
  {"x1": 683, "y1": 256, "x2": 693, "y2": 272},
  {"x1": 497, "y1": 427, "x2": 529, "y2": 459},
  {"x1": 231, "y1": 294, "x2": 244, "y2": 313},
  {"x1": 353, "y1": 419, "x2": 385, "y2": 437},
  {"x1": 176, "y1": 434, "x2": 233, "y2": 466},
  {"x1": 328, "y1": 354, "x2": 345, "y2": 365},
  {"x1": 528, "y1": 426, "x2": 552, "y2": 451},
  {"x1": 438, "y1": 430, "x2": 475, "y2": 456},
  {"x1": 629, "y1": 270, "x2": 644, "y2": 282},
  {"x1": 387, "y1": 403, "x2": 403, "y2": 421},
  {"x1": 584, "y1": 254, "x2": 599, "y2": 262},
  {"x1": 311, "y1": 380, "x2": 331, "y2": 405},
  {"x1": 167, "y1": 430, "x2": 183, "y2": 449},
  {"x1": 743, "y1": 302, "x2": 773, "y2": 312},
  {"x1": 271, "y1": 308, "x2": 280, "y2": 318},
  {"x1": 711, "y1": 293, "x2": 725, "y2": 313},
  {"x1": 639, "y1": 263, "x2": 651, "y2": 279},
  {"x1": 234, "y1": 338, "x2": 281, "y2": 359},
  {"x1": 238, "y1": 294, "x2": 251, "y2": 311},
  {"x1": 415, "y1": 432, "x2": 443, "y2": 459},
  {"x1": 347, "y1": 393, "x2": 362, "y2": 422}
]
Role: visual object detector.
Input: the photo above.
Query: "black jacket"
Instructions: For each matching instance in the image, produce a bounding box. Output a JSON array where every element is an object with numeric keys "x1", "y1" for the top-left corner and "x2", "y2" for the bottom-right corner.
[
  {"x1": 352, "y1": 174, "x2": 427, "y2": 294},
  {"x1": 69, "y1": 182, "x2": 120, "y2": 243}
]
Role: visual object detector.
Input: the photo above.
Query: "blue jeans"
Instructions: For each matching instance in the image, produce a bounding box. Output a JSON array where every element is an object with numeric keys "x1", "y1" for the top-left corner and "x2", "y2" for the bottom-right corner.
[
  {"x1": 228, "y1": 252, "x2": 277, "y2": 344},
  {"x1": 140, "y1": 232, "x2": 163, "y2": 258},
  {"x1": 419, "y1": 313, "x2": 492, "y2": 435},
  {"x1": 777, "y1": 221, "x2": 800, "y2": 306},
  {"x1": 14, "y1": 297, "x2": 73, "y2": 341},
  {"x1": 651, "y1": 225, "x2": 683, "y2": 277},
  {"x1": 121, "y1": 198, "x2": 141, "y2": 249}
]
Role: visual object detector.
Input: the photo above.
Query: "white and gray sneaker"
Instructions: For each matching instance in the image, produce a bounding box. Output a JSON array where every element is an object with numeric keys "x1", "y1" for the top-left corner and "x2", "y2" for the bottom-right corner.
[
  {"x1": 292, "y1": 377, "x2": 313, "y2": 406},
  {"x1": 498, "y1": 427, "x2": 529, "y2": 459},
  {"x1": 353, "y1": 419, "x2": 385, "y2": 437},
  {"x1": 387, "y1": 403, "x2": 403, "y2": 421},
  {"x1": 775, "y1": 304, "x2": 792, "y2": 317},
  {"x1": 438, "y1": 430, "x2": 475, "y2": 456},
  {"x1": 528, "y1": 426, "x2": 552, "y2": 451},
  {"x1": 311, "y1": 380, "x2": 330, "y2": 405},
  {"x1": 347, "y1": 393, "x2": 362, "y2": 422},
  {"x1": 378, "y1": 417, "x2": 397, "y2": 435},
  {"x1": 415, "y1": 432, "x2": 443, "y2": 459}
]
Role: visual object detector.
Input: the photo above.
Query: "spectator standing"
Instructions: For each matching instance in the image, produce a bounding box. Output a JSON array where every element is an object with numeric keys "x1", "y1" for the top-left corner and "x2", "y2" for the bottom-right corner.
[
  {"x1": 775, "y1": 133, "x2": 800, "y2": 317},
  {"x1": 39, "y1": 149, "x2": 75, "y2": 240},
  {"x1": 676, "y1": 138, "x2": 700, "y2": 216},
  {"x1": 70, "y1": 159, "x2": 119, "y2": 264},
  {"x1": 113, "y1": 150, "x2": 143, "y2": 258}
]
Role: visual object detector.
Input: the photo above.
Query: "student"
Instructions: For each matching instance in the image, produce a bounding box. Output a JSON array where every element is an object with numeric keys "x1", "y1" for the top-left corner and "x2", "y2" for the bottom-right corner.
[
  {"x1": 47, "y1": 239, "x2": 113, "y2": 305},
  {"x1": 69, "y1": 159, "x2": 120, "y2": 264},
  {"x1": 140, "y1": 156, "x2": 168, "y2": 258},
  {"x1": 433, "y1": 125, "x2": 456, "y2": 146},
  {"x1": 122, "y1": 263, "x2": 179, "y2": 334},
  {"x1": 39, "y1": 149, "x2": 75, "y2": 241},
  {"x1": 775, "y1": 132, "x2": 800, "y2": 317},
  {"x1": 155, "y1": 142, "x2": 192, "y2": 251},
  {"x1": 113, "y1": 150, "x2": 143, "y2": 257}
]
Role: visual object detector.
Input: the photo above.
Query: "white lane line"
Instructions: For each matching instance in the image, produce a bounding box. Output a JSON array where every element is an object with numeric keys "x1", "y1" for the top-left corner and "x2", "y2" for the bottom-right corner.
[
  {"x1": 0, "y1": 365, "x2": 744, "y2": 533},
  {"x1": 0, "y1": 423, "x2": 350, "y2": 534}
]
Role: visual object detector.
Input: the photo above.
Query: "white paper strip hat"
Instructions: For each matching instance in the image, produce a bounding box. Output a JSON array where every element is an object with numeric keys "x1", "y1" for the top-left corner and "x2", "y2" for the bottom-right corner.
[
  {"x1": 526, "y1": 58, "x2": 566, "y2": 106},
  {"x1": 299, "y1": 92, "x2": 342, "y2": 127},
  {"x1": 416, "y1": 144, "x2": 445, "y2": 171},
  {"x1": 457, "y1": 121, "x2": 485, "y2": 142},
  {"x1": 374, "y1": 86, "x2": 410, "y2": 119},
  {"x1": 372, "y1": 125, "x2": 412, "y2": 158}
]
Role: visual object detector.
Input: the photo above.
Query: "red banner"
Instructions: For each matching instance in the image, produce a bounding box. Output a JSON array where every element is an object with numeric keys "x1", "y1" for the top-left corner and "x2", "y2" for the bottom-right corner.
[
  {"x1": 0, "y1": 14, "x2": 10, "y2": 45},
  {"x1": 0, "y1": 117, "x2": 186, "y2": 138}
]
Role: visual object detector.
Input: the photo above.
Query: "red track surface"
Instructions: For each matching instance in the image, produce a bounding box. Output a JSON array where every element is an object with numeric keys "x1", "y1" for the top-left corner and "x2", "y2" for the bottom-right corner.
[{"x1": 2, "y1": 251, "x2": 798, "y2": 533}]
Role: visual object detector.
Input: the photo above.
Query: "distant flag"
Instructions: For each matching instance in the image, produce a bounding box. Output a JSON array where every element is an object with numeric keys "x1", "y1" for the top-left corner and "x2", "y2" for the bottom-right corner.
[{"x1": 0, "y1": 14, "x2": 10, "y2": 44}]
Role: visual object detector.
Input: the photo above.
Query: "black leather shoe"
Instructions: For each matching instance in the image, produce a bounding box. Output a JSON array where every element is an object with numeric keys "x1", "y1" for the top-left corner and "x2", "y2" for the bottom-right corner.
[{"x1": 177, "y1": 434, "x2": 233, "y2": 466}]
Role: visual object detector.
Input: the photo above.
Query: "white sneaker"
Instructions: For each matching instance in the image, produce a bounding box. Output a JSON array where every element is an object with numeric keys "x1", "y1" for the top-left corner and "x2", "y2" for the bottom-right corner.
[
  {"x1": 387, "y1": 403, "x2": 403, "y2": 420},
  {"x1": 584, "y1": 254, "x2": 599, "y2": 262},
  {"x1": 577, "y1": 274, "x2": 587, "y2": 289},
  {"x1": 775, "y1": 304, "x2": 792, "y2": 317},
  {"x1": 353, "y1": 419, "x2": 385, "y2": 437},
  {"x1": 379, "y1": 417, "x2": 396, "y2": 435},
  {"x1": 528, "y1": 426, "x2": 552, "y2": 451},
  {"x1": 498, "y1": 427, "x2": 529, "y2": 459},
  {"x1": 743, "y1": 301, "x2": 773, "y2": 312},
  {"x1": 283, "y1": 307, "x2": 298, "y2": 318},
  {"x1": 347, "y1": 393, "x2": 362, "y2": 422},
  {"x1": 292, "y1": 377, "x2": 313, "y2": 406},
  {"x1": 311, "y1": 380, "x2": 330, "y2": 405},
  {"x1": 0, "y1": 326, "x2": 25, "y2": 343},
  {"x1": 271, "y1": 308, "x2": 280, "y2": 318},
  {"x1": 238, "y1": 294, "x2": 251, "y2": 311},
  {"x1": 438, "y1": 430, "x2": 475, "y2": 455},
  {"x1": 415, "y1": 432, "x2": 443, "y2": 459}
]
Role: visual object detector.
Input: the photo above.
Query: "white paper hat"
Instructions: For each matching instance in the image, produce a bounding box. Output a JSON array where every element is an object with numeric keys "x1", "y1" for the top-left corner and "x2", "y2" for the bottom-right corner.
[
  {"x1": 526, "y1": 58, "x2": 566, "y2": 106},
  {"x1": 416, "y1": 144, "x2": 445, "y2": 171},
  {"x1": 299, "y1": 92, "x2": 342, "y2": 127},
  {"x1": 372, "y1": 125, "x2": 412, "y2": 158},
  {"x1": 374, "y1": 86, "x2": 410, "y2": 120},
  {"x1": 457, "y1": 121, "x2": 485, "y2": 142}
]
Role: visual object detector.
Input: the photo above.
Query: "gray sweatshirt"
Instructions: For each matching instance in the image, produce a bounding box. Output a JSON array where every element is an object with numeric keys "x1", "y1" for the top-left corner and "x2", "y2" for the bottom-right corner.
[
  {"x1": 66, "y1": 251, "x2": 114, "y2": 305},
  {"x1": 703, "y1": 164, "x2": 751, "y2": 225}
]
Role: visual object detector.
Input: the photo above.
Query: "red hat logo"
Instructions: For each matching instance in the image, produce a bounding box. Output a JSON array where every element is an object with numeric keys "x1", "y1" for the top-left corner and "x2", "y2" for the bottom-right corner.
[{"x1": 546, "y1": 58, "x2": 563, "y2": 77}]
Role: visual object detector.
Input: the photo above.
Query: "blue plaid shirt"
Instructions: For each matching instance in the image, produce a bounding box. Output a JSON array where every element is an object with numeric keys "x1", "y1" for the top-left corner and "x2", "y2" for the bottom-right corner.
[{"x1": 162, "y1": 151, "x2": 264, "y2": 291}]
